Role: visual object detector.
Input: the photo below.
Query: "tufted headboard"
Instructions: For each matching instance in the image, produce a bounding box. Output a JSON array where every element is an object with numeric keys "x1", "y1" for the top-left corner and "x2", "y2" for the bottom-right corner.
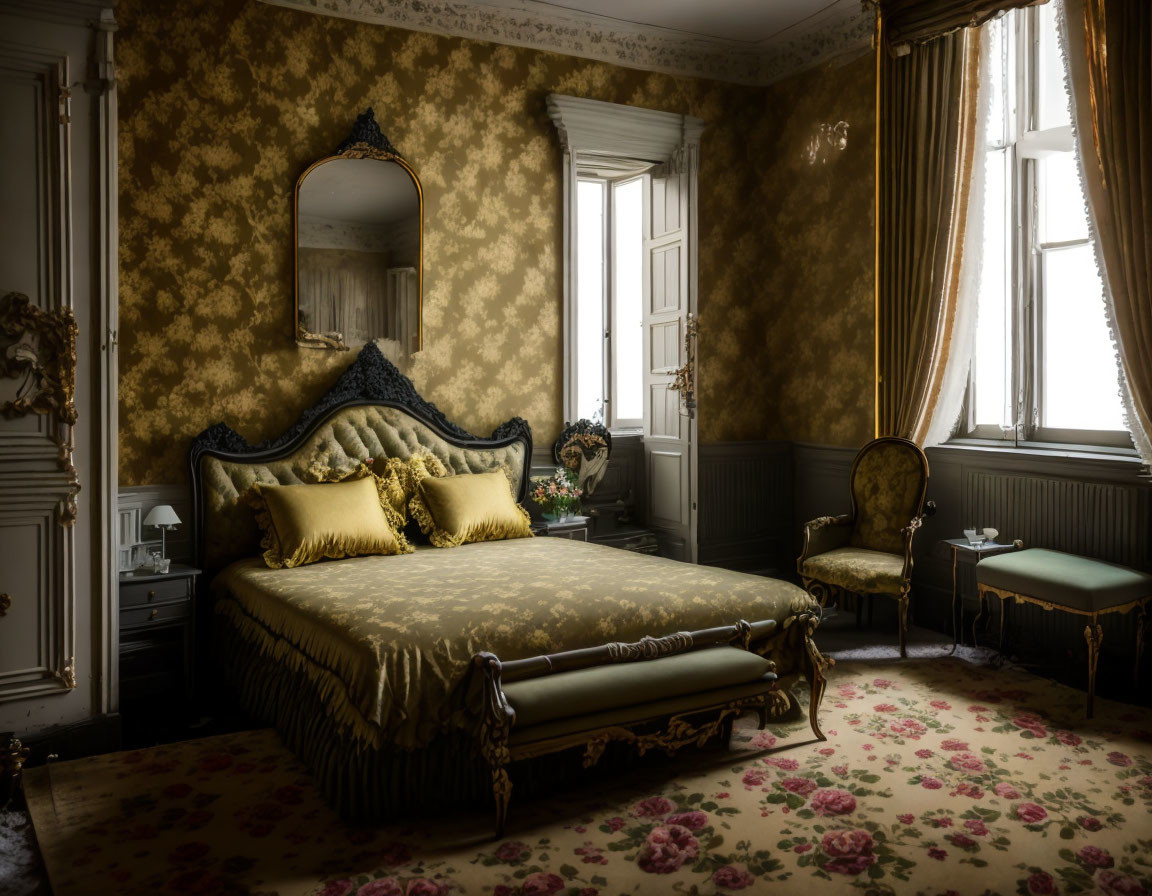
[{"x1": 189, "y1": 344, "x2": 532, "y2": 576}]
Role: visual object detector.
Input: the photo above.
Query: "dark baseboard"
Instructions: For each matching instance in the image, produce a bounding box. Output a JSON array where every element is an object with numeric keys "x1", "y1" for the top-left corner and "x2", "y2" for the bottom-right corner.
[{"x1": 14, "y1": 712, "x2": 122, "y2": 768}]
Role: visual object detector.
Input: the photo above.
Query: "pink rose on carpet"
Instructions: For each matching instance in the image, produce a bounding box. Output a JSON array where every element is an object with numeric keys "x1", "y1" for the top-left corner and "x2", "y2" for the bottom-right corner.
[
  {"x1": 810, "y1": 788, "x2": 857, "y2": 816},
  {"x1": 994, "y1": 782, "x2": 1021, "y2": 799},
  {"x1": 890, "y1": 719, "x2": 928, "y2": 738},
  {"x1": 873, "y1": 678, "x2": 893, "y2": 688},
  {"x1": 898, "y1": 813, "x2": 915, "y2": 824},
  {"x1": 779, "y1": 777, "x2": 817, "y2": 796},
  {"x1": 927, "y1": 847, "x2": 947, "y2": 861},
  {"x1": 633, "y1": 796, "x2": 675, "y2": 818},
  {"x1": 1015, "y1": 802, "x2": 1048, "y2": 824},
  {"x1": 955, "y1": 782, "x2": 985, "y2": 800},
  {"x1": 1097, "y1": 871, "x2": 1150, "y2": 896},
  {"x1": 941, "y1": 739, "x2": 969, "y2": 751},
  {"x1": 1078, "y1": 815, "x2": 1103, "y2": 831},
  {"x1": 949, "y1": 752, "x2": 985, "y2": 773},
  {"x1": 637, "y1": 824, "x2": 699, "y2": 874},
  {"x1": 948, "y1": 833, "x2": 977, "y2": 850},
  {"x1": 837, "y1": 685, "x2": 857, "y2": 697},
  {"x1": 520, "y1": 873, "x2": 565, "y2": 896},
  {"x1": 916, "y1": 749, "x2": 935, "y2": 759},
  {"x1": 575, "y1": 842, "x2": 608, "y2": 865},
  {"x1": 1107, "y1": 751, "x2": 1133, "y2": 767},
  {"x1": 742, "y1": 770, "x2": 766, "y2": 788},
  {"x1": 820, "y1": 829, "x2": 876, "y2": 875},
  {"x1": 862, "y1": 743, "x2": 875, "y2": 751},
  {"x1": 964, "y1": 819, "x2": 989, "y2": 836},
  {"x1": 931, "y1": 700, "x2": 952, "y2": 710},
  {"x1": 712, "y1": 864, "x2": 756, "y2": 890},
  {"x1": 794, "y1": 842, "x2": 813, "y2": 853},
  {"x1": 319, "y1": 881, "x2": 354, "y2": 896},
  {"x1": 494, "y1": 841, "x2": 531, "y2": 863},
  {"x1": 819, "y1": 747, "x2": 836, "y2": 756},
  {"x1": 666, "y1": 810, "x2": 708, "y2": 830},
  {"x1": 874, "y1": 703, "x2": 898, "y2": 713},
  {"x1": 1078, "y1": 845, "x2": 1114, "y2": 868},
  {"x1": 968, "y1": 705, "x2": 988, "y2": 713},
  {"x1": 765, "y1": 757, "x2": 800, "y2": 770},
  {"x1": 605, "y1": 816, "x2": 626, "y2": 832},
  {"x1": 1055, "y1": 730, "x2": 1082, "y2": 747},
  {"x1": 749, "y1": 732, "x2": 777, "y2": 749},
  {"x1": 832, "y1": 765, "x2": 849, "y2": 776},
  {"x1": 921, "y1": 777, "x2": 944, "y2": 790},
  {"x1": 1027, "y1": 872, "x2": 1057, "y2": 895},
  {"x1": 357, "y1": 880, "x2": 403, "y2": 896}
]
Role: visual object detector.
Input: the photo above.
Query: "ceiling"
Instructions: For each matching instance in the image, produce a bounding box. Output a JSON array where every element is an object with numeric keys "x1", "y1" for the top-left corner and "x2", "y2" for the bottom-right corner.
[{"x1": 260, "y1": 0, "x2": 873, "y2": 85}]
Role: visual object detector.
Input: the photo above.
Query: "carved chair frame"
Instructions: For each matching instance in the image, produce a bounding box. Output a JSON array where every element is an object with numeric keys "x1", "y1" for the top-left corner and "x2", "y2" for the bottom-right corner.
[{"x1": 797, "y1": 436, "x2": 930, "y2": 657}]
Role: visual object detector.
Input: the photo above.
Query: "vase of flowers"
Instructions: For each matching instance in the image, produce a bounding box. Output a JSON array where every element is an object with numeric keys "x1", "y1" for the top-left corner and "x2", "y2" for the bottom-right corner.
[{"x1": 530, "y1": 466, "x2": 583, "y2": 521}]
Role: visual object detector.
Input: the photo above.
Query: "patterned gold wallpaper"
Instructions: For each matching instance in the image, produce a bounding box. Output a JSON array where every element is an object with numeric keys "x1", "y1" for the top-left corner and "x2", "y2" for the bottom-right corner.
[
  {"x1": 756, "y1": 53, "x2": 877, "y2": 449},
  {"x1": 116, "y1": 0, "x2": 781, "y2": 485}
]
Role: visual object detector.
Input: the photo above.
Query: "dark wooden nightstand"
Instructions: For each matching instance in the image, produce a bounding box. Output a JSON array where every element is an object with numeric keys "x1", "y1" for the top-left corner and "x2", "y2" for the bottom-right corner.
[
  {"x1": 531, "y1": 515, "x2": 591, "y2": 541},
  {"x1": 119, "y1": 564, "x2": 200, "y2": 704}
]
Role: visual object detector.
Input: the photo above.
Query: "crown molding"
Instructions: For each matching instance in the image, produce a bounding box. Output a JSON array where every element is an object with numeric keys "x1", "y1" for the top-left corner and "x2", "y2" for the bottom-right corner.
[{"x1": 257, "y1": 0, "x2": 873, "y2": 87}]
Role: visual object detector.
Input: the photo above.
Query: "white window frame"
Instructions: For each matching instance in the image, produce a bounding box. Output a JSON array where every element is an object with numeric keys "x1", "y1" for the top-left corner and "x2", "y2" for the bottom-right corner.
[
  {"x1": 547, "y1": 94, "x2": 703, "y2": 434},
  {"x1": 959, "y1": 6, "x2": 1132, "y2": 451}
]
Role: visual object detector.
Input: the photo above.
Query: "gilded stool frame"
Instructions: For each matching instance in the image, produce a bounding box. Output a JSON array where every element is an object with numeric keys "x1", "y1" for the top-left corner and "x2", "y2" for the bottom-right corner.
[{"x1": 975, "y1": 584, "x2": 1150, "y2": 718}]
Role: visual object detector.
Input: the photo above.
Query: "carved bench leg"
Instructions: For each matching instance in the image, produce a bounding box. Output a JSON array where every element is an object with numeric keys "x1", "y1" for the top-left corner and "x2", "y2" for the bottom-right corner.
[
  {"x1": 492, "y1": 764, "x2": 512, "y2": 840},
  {"x1": 897, "y1": 591, "x2": 910, "y2": 659},
  {"x1": 1084, "y1": 618, "x2": 1103, "y2": 719},
  {"x1": 801, "y1": 615, "x2": 827, "y2": 742}
]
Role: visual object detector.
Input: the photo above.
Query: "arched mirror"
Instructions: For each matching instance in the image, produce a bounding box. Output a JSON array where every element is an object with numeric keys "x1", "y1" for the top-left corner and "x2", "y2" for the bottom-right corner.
[{"x1": 295, "y1": 108, "x2": 422, "y2": 355}]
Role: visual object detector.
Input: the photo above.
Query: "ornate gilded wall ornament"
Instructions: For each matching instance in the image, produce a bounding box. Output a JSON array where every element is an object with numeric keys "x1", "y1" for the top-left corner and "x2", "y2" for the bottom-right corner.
[
  {"x1": 0, "y1": 291, "x2": 78, "y2": 424},
  {"x1": 0, "y1": 291, "x2": 81, "y2": 528},
  {"x1": 668, "y1": 312, "x2": 699, "y2": 417},
  {"x1": 57, "y1": 656, "x2": 77, "y2": 690}
]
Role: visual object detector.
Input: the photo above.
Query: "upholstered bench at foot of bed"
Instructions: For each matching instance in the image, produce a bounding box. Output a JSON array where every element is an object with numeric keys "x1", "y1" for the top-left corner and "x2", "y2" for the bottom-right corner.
[
  {"x1": 473, "y1": 619, "x2": 821, "y2": 837},
  {"x1": 975, "y1": 548, "x2": 1152, "y2": 717}
]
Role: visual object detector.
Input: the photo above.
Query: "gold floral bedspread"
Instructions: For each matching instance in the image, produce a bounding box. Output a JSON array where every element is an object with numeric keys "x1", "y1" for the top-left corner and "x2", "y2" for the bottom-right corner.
[{"x1": 214, "y1": 537, "x2": 818, "y2": 750}]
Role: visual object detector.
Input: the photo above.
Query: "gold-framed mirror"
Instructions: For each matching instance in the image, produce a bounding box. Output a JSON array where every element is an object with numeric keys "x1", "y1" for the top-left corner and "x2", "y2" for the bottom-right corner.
[{"x1": 294, "y1": 108, "x2": 422, "y2": 354}]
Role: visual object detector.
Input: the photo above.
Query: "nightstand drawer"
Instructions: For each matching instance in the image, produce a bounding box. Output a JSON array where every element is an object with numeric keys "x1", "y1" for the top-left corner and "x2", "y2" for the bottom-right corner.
[
  {"x1": 120, "y1": 576, "x2": 191, "y2": 608},
  {"x1": 121, "y1": 599, "x2": 190, "y2": 629}
]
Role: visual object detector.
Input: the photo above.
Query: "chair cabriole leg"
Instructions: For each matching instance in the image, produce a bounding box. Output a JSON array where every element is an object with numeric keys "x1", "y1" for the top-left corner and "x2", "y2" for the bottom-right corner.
[
  {"x1": 492, "y1": 765, "x2": 512, "y2": 839},
  {"x1": 897, "y1": 592, "x2": 909, "y2": 658}
]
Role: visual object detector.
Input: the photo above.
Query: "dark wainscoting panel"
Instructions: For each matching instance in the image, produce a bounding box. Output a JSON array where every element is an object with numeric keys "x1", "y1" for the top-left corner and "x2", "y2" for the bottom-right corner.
[{"x1": 698, "y1": 441, "x2": 793, "y2": 574}]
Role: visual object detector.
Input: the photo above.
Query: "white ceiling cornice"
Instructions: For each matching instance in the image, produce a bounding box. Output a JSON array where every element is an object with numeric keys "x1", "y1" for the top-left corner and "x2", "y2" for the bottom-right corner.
[{"x1": 257, "y1": 0, "x2": 874, "y2": 87}]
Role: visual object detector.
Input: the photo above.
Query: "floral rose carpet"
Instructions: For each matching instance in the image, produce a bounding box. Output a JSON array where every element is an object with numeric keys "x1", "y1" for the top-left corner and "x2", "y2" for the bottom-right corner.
[{"x1": 24, "y1": 658, "x2": 1152, "y2": 895}]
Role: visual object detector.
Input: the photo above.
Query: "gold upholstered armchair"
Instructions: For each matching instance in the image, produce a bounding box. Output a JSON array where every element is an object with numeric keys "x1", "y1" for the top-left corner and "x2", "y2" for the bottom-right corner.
[{"x1": 797, "y1": 437, "x2": 932, "y2": 658}]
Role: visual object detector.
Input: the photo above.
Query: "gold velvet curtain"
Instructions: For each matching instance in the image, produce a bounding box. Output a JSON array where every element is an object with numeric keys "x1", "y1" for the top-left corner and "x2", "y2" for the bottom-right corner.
[
  {"x1": 1064, "y1": 0, "x2": 1152, "y2": 464},
  {"x1": 876, "y1": 27, "x2": 981, "y2": 442}
]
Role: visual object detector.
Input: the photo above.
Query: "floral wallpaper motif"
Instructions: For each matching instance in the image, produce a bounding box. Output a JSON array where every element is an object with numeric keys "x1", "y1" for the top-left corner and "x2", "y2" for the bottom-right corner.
[
  {"x1": 116, "y1": 0, "x2": 775, "y2": 485},
  {"x1": 757, "y1": 52, "x2": 877, "y2": 449}
]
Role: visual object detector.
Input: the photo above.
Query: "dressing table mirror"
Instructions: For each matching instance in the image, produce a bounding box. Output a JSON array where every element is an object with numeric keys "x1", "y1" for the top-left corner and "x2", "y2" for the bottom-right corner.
[{"x1": 295, "y1": 108, "x2": 422, "y2": 355}]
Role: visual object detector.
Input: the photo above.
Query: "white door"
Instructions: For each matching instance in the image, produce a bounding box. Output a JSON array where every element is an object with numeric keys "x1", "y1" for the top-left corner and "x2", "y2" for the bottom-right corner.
[
  {"x1": 642, "y1": 160, "x2": 697, "y2": 561},
  {"x1": 0, "y1": 4, "x2": 117, "y2": 734}
]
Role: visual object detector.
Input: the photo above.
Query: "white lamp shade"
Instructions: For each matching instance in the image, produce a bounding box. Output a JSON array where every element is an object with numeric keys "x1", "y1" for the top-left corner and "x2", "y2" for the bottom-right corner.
[{"x1": 143, "y1": 505, "x2": 181, "y2": 527}]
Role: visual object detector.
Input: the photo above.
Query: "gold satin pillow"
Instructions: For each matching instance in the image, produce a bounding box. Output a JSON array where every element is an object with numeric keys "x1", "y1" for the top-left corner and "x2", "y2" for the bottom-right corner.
[
  {"x1": 251, "y1": 476, "x2": 412, "y2": 568},
  {"x1": 410, "y1": 471, "x2": 533, "y2": 548}
]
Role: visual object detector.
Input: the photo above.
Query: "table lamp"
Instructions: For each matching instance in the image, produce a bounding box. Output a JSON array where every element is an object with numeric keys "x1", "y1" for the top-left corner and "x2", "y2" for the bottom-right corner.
[{"x1": 143, "y1": 504, "x2": 181, "y2": 563}]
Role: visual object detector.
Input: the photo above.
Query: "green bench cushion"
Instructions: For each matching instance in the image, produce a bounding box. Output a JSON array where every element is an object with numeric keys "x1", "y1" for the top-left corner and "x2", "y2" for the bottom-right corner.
[
  {"x1": 502, "y1": 646, "x2": 773, "y2": 729},
  {"x1": 976, "y1": 548, "x2": 1152, "y2": 612},
  {"x1": 508, "y1": 676, "x2": 777, "y2": 744}
]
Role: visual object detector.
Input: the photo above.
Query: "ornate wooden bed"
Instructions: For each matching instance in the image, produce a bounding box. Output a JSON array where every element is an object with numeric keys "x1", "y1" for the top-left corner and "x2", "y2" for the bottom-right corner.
[{"x1": 189, "y1": 344, "x2": 825, "y2": 821}]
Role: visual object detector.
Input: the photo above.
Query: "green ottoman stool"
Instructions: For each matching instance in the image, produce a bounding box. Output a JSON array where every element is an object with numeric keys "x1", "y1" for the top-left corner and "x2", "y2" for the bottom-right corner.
[{"x1": 976, "y1": 548, "x2": 1152, "y2": 717}]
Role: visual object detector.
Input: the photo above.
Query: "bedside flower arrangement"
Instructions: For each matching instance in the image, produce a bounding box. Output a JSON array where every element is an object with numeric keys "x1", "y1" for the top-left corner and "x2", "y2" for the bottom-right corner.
[{"x1": 530, "y1": 466, "x2": 583, "y2": 522}]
